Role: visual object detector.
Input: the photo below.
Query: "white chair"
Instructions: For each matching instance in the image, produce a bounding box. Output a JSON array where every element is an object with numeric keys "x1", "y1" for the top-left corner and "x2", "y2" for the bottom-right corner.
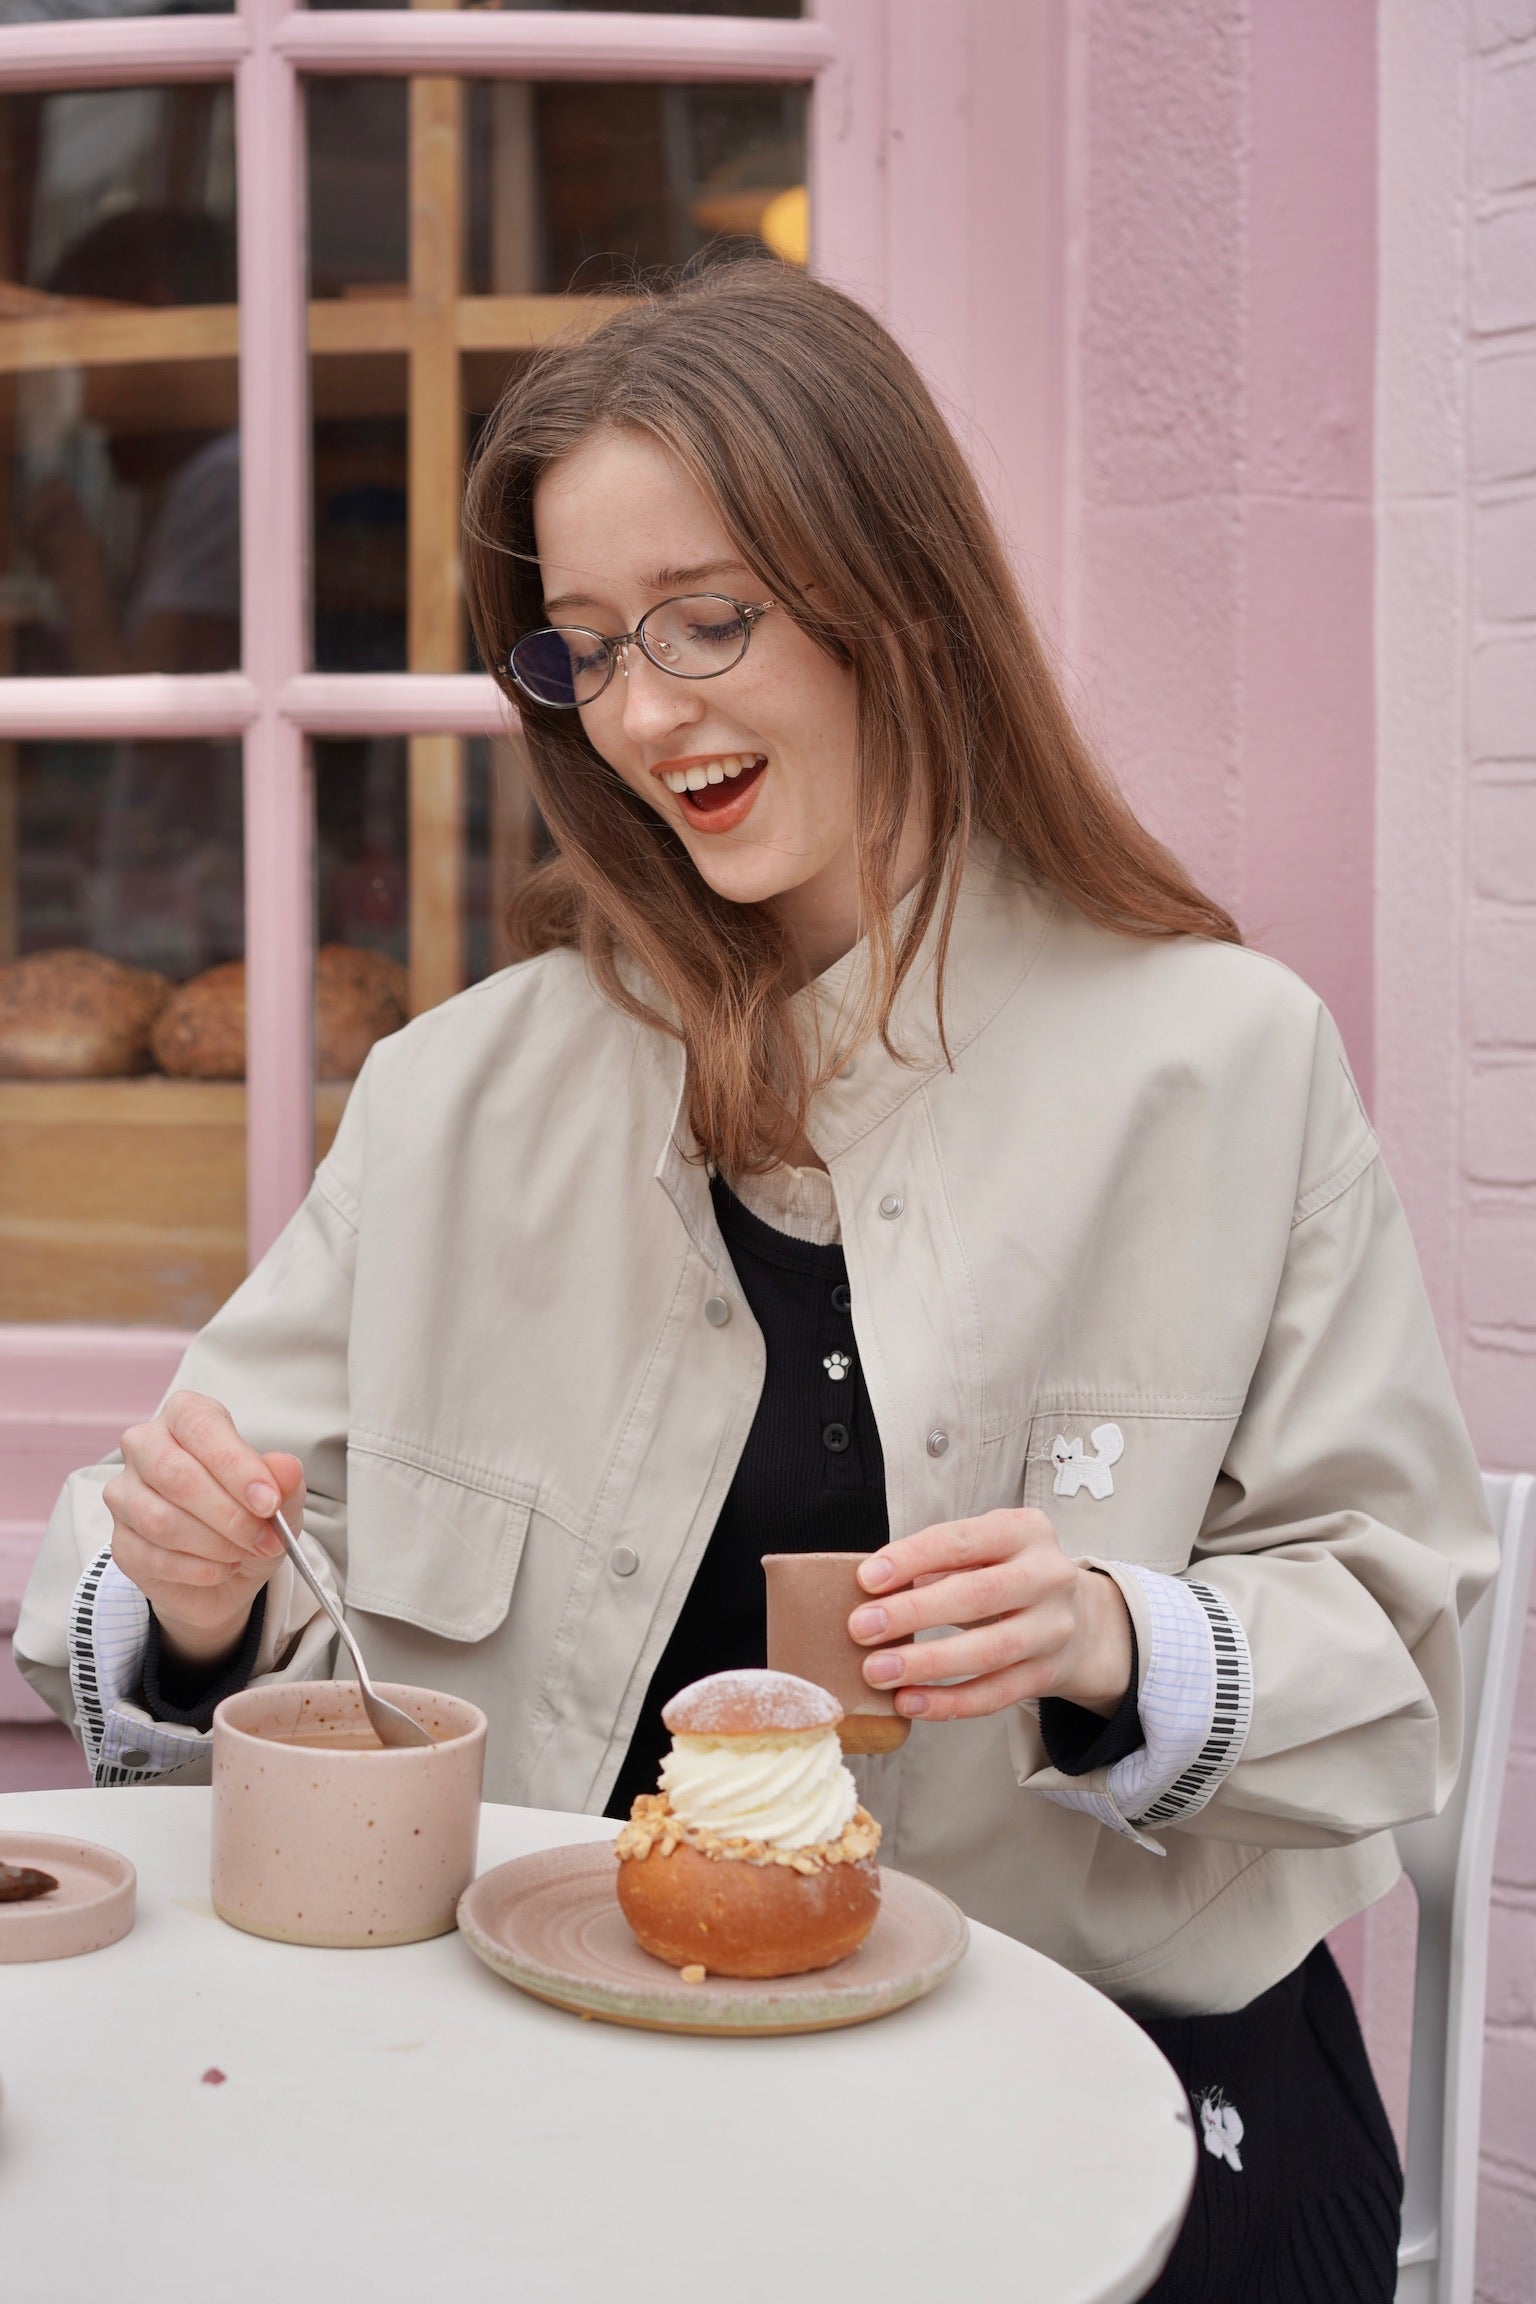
[{"x1": 1395, "y1": 1471, "x2": 1536, "y2": 2304}]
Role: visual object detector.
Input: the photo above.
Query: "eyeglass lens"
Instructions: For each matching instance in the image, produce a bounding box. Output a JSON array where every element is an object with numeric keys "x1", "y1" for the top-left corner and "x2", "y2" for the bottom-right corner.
[{"x1": 510, "y1": 594, "x2": 753, "y2": 707}]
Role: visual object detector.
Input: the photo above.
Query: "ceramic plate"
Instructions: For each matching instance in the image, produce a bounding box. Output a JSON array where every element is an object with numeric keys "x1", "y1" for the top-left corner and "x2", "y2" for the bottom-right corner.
[
  {"x1": 0, "y1": 1832, "x2": 136, "y2": 1964},
  {"x1": 457, "y1": 1841, "x2": 968, "y2": 2035}
]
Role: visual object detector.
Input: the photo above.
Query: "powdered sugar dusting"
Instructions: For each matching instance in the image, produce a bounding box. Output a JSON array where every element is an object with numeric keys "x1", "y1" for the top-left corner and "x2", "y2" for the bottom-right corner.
[{"x1": 662, "y1": 1669, "x2": 841, "y2": 1737}]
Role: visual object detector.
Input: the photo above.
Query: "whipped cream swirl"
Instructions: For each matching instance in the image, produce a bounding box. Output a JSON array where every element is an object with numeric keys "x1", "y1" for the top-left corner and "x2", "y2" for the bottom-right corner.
[{"x1": 660, "y1": 1729, "x2": 858, "y2": 1851}]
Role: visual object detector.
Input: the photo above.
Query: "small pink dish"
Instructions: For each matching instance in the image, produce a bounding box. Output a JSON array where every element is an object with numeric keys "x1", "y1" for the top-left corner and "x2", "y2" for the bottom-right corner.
[
  {"x1": 0, "y1": 1831, "x2": 136, "y2": 1964},
  {"x1": 211, "y1": 1680, "x2": 487, "y2": 1949}
]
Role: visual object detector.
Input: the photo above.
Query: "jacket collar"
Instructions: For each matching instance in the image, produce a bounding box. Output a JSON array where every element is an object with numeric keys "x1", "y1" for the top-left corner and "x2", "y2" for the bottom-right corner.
[
  {"x1": 800, "y1": 834, "x2": 1057, "y2": 1163},
  {"x1": 648, "y1": 834, "x2": 1057, "y2": 1242}
]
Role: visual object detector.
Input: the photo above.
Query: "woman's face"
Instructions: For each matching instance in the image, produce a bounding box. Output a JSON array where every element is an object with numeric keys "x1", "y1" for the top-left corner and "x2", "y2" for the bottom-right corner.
[{"x1": 531, "y1": 428, "x2": 868, "y2": 964}]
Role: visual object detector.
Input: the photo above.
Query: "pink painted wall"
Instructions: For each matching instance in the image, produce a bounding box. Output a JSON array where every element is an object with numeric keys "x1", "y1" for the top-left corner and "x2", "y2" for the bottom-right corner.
[
  {"x1": 1376, "y1": 6, "x2": 1536, "y2": 2295},
  {"x1": 1066, "y1": 0, "x2": 1377, "y2": 1082}
]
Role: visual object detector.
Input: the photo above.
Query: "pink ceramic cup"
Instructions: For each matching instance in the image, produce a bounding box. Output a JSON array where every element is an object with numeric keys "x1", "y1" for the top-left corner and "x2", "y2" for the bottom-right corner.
[{"x1": 211, "y1": 1681, "x2": 487, "y2": 1948}]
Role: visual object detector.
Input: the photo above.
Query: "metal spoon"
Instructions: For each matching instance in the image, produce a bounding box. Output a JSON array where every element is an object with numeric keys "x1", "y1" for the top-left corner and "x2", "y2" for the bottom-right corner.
[{"x1": 271, "y1": 1509, "x2": 435, "y2": 1748}]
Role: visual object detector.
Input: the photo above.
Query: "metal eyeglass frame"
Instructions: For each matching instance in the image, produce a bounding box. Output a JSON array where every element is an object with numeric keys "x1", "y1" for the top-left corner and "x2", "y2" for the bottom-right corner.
[{"x1": 507, "y1": 592, "x2": 776, "y2": 708}]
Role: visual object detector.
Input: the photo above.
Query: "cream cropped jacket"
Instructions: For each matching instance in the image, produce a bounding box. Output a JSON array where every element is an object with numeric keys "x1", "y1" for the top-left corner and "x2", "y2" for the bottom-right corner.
[{"x1": 17, "y1": 840, "x2": 1496, "y2": 2014}]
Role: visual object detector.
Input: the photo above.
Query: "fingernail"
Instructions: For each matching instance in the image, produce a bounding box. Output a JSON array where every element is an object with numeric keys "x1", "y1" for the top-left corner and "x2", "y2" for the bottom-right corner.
[
  {"x1": 859, "y1": 1556, "x2": 894, "y2": 1591},
  {"x1": 246, "y1": 1481, "x2": 278, "y2": 1514},
  {"x1": 865, "y1": 1651, "x2": 904, "y2": 1684},
  {"x1": 258, "y1": 1531, "x2": 284, "y2": 1557},
  {"x1": 896, "y1": 1690, "x2": 929, "y2": 1715},
  {"x1": 849, "y1": 1605, "x2": 887, "y2": 1640}
]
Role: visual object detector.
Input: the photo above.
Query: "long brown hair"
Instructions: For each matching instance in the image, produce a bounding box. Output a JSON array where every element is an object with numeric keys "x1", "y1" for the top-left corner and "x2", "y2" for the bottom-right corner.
[{"x1": 463, "y1": 260, "x2": 1239, "y2": 1173}]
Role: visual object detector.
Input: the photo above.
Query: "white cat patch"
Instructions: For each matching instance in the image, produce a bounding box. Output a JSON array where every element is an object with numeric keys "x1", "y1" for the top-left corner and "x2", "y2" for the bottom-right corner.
[
  {"x1": 1197, "y1": 2090, "x2": 1245, "y2": 2172},
  {"x1": 1051, "y1": 1423, "x2": 1124, "y2": 1501}
]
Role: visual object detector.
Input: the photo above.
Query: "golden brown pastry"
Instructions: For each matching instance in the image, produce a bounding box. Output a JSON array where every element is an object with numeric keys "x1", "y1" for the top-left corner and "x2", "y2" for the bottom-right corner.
[
  {"x1": 151, "y1": 958, "x2": 245, "y2": 1078},
  {"x1": 614, "y1": 1669, "x2": 881, "y2": 1978},
  {"x1": 151, "y1": 945, "x2": 409, "y2": 1080},
  {"x1": 313, "y1": 944, "x2": 409, "y2": 1078},
  {"x1": 0, "y1": 948, "x2": 171, "y2": 1077}
]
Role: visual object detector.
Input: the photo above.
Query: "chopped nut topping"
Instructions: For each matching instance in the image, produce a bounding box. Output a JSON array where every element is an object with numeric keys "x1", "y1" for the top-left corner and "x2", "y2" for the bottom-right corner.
[
  {"x1": 615, "y1": 1793, "x2": 881, "y2": 1874},
  {"x1": 680, "y1": 1964, "x2": 707, "y2": 1984}
]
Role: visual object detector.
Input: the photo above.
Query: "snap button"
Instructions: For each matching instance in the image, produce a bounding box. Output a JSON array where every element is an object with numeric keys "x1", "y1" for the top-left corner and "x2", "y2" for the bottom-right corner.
[
  {"x1": 926, "y1": 1430, "x2": 950, "y2": 1457},
  {"x1": 822, "y1": 1422, "x2": 851, "y2": 1454},
  {"x1": 120, "y1": 1748, "x2": 150, "y2": 1769},
  {"x1": 879, "y1": 1193, "x2": 904, "y2": 1220},
  {"x1": 830, "y1": 1282, "x2": 852, "y2": 1313},
  {"x1": 704, "y1": 1296, "x2": 731, "y2": 1327},
  {"x1": 838, "y1": 1060, "x2": 856, "y2": 1080},
  {"x1": 610, "y1": 1545, "x2": 641, "y2": 1578}
]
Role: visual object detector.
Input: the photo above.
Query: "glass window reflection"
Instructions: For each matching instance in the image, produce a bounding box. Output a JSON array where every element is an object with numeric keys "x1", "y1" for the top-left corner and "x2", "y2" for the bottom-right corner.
[
  {"x1": 314, "y1": 731, "x2": 547, "y2": 1033},
  {"x1": 0, "y1": 85, "x2": 239, "y2": 676},
  {"x1": 308, "y1": 76, "x2": 808, "y2": 675},
  {"x1": 0, "y1": 737, "x2": 246, "y2": 1326}
]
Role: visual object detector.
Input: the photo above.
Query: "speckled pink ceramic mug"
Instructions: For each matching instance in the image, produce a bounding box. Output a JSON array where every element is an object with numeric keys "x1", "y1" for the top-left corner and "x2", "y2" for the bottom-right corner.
[{"x1": 211, "y1": 1681, "x2": 487, "y2": 1948}]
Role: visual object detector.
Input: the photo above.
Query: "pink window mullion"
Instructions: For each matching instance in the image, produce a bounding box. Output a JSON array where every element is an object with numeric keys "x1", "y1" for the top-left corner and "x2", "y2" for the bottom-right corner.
[
  {"x1": 0, "y1": 14, "x2": 247, "y2": 88},
  {"x1": 239, "y1": 0, "x2": 314, "y2": 1263},
  {"x1": 276, "y1": 9, "x2": 835, "y2": 82}
]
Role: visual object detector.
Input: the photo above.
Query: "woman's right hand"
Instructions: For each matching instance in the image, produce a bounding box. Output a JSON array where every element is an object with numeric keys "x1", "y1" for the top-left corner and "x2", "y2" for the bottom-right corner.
[{"x1": 104, "y1": 1391, "x2": 304, "y2": 1667}]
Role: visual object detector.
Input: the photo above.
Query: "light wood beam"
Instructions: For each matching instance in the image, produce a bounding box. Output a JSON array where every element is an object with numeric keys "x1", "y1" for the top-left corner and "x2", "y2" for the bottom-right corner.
[
  {"x1": 489, "y1": 733, "x2": 537, "y2": 972},
  {"x1": 455, "y1": 292, "x2": 628, "y2": 350},
  {"x1": 406, "y1": 55, "x2": 466, "y2": 1015},
  {"x1": 0, "y1": 293, "x2": 628, "y2": 374}
]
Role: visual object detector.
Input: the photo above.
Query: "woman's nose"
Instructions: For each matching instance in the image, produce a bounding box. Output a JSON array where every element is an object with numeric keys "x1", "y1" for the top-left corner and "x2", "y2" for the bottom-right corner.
[{"x1": 619, "y1": 645, "x2": 704, "y2": 746}]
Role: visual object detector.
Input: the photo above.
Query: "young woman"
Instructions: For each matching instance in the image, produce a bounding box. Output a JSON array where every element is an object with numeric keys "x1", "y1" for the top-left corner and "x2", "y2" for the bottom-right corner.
[{"x1": 19, "y1": 262, "x2": 1493, "y2": 2302}]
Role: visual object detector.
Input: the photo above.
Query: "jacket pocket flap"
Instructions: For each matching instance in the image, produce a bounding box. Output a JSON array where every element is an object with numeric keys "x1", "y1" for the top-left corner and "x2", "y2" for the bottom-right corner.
[
  {"x1": 1024, "y1": 1404, "x2": 1241, "y2": 1570},
  {"x1": 344, "y1": 1442, "x2": 534, "y2": 1642}
]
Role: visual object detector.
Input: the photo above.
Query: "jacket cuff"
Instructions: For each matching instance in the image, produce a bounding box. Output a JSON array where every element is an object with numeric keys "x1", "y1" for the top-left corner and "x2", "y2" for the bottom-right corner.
[
  {"x1": 1009, "y1": 1562, "x2": 1254, "y2": 1848},
  {"x1": 68, "y1": 1549, "x2": 211, "y2": 1784},
  {"x1": 1120, "y1": 1569, "x2": 1253, "y2": 1827}
]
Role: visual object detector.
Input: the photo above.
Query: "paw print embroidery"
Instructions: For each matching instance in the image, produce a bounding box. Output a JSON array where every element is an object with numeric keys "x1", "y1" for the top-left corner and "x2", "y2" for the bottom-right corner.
[
  {"x1": 823, "y1": 1352, "x2": 851, "y2": 1382},
  {"x1": 1196, "y1": 2090, "x2": 1244, "y2": 2172}
]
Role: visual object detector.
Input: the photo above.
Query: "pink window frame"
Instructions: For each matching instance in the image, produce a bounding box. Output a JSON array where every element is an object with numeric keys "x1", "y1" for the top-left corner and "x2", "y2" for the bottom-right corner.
[{"x1": 0, "y1": 0, "x2": 841, "y2": 1263}]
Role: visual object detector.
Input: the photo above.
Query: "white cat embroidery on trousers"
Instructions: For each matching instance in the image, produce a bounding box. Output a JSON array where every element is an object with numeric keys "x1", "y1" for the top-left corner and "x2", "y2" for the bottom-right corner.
[
  {"x1": 1051, "y1": 1423, "x2": 1125, "y2": 1501},
  {"x1": 1196, "y1": 2090, "x2": 1245, "y2": 2172}
]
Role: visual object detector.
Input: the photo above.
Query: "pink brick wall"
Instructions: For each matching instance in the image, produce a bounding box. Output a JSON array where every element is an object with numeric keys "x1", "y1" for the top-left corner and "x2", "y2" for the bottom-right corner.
[{"x1": 1464, "y1": 5, "x2": 1536, "y2": 2281}]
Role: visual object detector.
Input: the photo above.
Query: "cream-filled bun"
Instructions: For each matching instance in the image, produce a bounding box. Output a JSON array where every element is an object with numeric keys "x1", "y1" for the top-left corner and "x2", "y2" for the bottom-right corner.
[{"x1": 614, "y1": 1669, "x2": 881, "y2": 1978}]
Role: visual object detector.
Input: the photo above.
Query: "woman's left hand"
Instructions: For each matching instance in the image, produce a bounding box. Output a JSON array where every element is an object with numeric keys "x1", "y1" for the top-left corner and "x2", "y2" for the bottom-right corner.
[{"x1": 848, "y1": 1508, "x2": 1134, "y2": 1722}]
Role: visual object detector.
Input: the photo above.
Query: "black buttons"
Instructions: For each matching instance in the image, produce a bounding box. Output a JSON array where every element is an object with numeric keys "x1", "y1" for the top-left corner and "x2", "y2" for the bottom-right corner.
[
  {"x1": 822, "y1": 1422, "x2": 850, "y2": 1454},
  {"x1": 830, "y1": 1282, "x2": 851, "y2": 1313}
]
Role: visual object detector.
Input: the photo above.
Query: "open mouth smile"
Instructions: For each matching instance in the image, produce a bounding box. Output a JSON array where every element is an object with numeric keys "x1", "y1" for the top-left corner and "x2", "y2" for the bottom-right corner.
[{"x1": 653, "y1": 752, "x2": 768, "y2": 833}]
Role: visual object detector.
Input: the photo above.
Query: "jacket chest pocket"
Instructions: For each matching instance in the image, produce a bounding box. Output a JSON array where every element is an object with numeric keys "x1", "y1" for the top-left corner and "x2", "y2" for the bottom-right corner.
[
  {"x1": 344, "y1": 1439, "x2": 535, "y2": 1641},
  {"x1": 1022, "y1": 1402, "x2": 1242, "y2": 1571}
]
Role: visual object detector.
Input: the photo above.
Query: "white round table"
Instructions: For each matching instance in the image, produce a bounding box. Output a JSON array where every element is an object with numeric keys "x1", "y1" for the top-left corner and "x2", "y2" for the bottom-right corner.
[{"x1": 0, "y1": 1789, "x2": 1193, "y2": 2304}]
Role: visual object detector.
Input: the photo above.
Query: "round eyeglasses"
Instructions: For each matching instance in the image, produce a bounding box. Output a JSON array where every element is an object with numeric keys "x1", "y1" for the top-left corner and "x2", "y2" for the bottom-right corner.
[{"x1": 507, "y1": 592, "x2": 775, "y2": 709}]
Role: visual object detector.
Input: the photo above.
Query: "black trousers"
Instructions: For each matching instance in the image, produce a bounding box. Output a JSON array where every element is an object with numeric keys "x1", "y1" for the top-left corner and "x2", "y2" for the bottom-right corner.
[{"x1": 1132, "y1": 1943, "x2": 1402, "y2": 2304}]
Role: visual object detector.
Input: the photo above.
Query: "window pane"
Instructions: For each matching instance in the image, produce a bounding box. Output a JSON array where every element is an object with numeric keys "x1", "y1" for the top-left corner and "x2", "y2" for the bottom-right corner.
[
  {"x1": 308, "y1": 77, "x2": 808, "y2": 673},
  {"x1": 0, "y1": 86, "x2": 239, "y2": 675},
  {"x1": 0, "y1": 737, "x2": 248, "y2": 1325},
  {"x1": 313, "y1": 730, "x2": 547, "y2": 1046},
  {"x1": 0, "y1": 0, "x2": 232, "y2": 21}
]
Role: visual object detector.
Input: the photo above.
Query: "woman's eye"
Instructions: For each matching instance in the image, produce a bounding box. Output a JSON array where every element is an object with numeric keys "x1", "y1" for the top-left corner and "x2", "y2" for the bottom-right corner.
[
  {"x1": 571, "y1": 644, "x2": 608, "y2": 676},
  {"x1": 687, "y1": 616, "x2": 744, "y2": 646}
]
